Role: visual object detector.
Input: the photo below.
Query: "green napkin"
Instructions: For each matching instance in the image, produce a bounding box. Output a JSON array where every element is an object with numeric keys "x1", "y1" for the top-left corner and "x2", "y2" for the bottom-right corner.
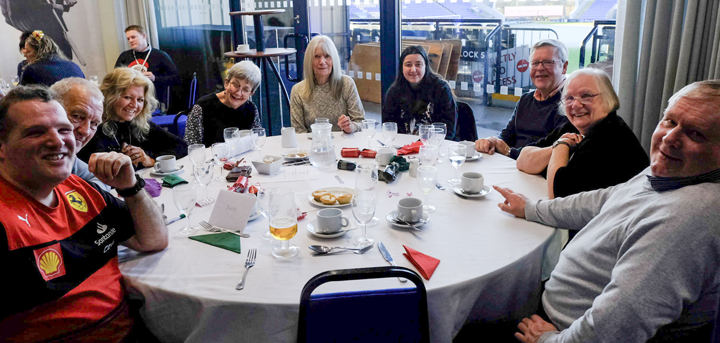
[
  {"x1": 162, "y1": 175, "x2": 188, "y2": 188},
  {"x1": 189, "y1": 233, "x2": 242, "y2": 254},
  {"x1": 389, "y1": 156, "x2": 410, "y2": 172}
]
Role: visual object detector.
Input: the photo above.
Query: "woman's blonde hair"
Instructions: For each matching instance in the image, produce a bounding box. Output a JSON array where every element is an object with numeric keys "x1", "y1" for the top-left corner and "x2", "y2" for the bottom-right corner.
[
  {"x1": 301, "y1": 35, "x2": 343, "y2": 100},
  {"x1": 100, "y1": 67, "x2": 158, "y2": 141},
  {"x1": 25, "y1": 32, "x2": 64, "y2": 63}
]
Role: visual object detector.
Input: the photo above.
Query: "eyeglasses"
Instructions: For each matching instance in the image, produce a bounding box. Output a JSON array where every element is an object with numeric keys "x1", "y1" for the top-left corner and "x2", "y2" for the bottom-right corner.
[
  {"x1": 530, "y1": 60, "x2": 558, "y2": 69},
  {"x1": 562, "y1": 93, "x2": 600, "y2": 106},
  {"x1": 227, "y1": 81, "x2": 253, "y2": 94}
]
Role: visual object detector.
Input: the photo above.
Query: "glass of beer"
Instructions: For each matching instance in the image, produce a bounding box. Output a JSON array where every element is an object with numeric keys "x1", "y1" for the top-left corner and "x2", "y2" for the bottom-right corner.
[{"x1": 269, "y1": 187, "x2": 299, "y2": 258}]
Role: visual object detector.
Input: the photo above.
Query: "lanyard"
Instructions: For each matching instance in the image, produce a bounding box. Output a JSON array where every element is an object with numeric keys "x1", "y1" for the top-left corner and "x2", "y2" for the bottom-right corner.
[{"x1": 132, "y1": 46, "x2": 152, "y2": 69}]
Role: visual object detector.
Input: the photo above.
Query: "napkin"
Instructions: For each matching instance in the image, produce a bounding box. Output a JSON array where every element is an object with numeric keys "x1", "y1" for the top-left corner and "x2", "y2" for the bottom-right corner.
[
  {"x1": 397, "y1": 141, "x2": 423, "y2": 156},
  {"x1": 388, "y1": 156, "x2": 410, "y2": 172},
  {"x1": 162, "y1": 174, "x2": 188, "y2": 188},
  {"x1": 144, "y1": 179, "x2": 162, "y2": 197},
  {"x1": 189, "y1": 233, "x2": 241, "y2": 254},
  {"x1": 402, "y1": 245, "x2": 440, "y2": 280}
]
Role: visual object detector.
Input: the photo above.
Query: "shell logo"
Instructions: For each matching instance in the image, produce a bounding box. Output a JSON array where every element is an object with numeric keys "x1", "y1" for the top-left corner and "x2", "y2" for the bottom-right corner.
[
  {"x1": 33, "y1": 243, "x2": 66, "y2": 281},
  {"x1": 65, "y1": 191, "x2": 88, "y2": 212}
]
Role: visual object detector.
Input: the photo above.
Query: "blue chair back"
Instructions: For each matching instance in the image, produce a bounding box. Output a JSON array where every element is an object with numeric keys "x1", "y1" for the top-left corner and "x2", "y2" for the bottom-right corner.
[{"x1": 298, "y1": 266, "x2": 430, "y2": 343}]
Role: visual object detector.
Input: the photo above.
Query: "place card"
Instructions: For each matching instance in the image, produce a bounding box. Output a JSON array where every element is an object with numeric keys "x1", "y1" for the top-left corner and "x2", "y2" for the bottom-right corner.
[{"x1": 208, "y1": 191, "x2": 257, "y2": 232}]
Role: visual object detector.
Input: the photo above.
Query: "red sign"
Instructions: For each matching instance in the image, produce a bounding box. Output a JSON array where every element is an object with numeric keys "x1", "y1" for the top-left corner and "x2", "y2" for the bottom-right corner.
[
  {"x1": 517, "y1": 59, "x2": 529, "y2": 73},
  {"x1": 472, "y1": 70, "x2": 483, "y2": 83}
]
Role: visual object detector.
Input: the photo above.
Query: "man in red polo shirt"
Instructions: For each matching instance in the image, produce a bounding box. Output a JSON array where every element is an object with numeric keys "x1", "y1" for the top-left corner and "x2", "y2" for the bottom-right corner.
[{"x1": 0, "y1": 86, "x2": 168, "y2": 342}]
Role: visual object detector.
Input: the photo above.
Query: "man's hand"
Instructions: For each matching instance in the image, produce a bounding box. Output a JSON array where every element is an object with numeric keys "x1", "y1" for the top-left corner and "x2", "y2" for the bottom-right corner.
[
  {"x1": 88, "y1": 152, "x2": 136, "y2": 189},
  {"x1": 515, "y1": 315, "x2": 558, "y2": 343},
  {"x1": 142, "y1": 71, "x2": 156, "y2": 82},
  {"x1": 476, "y1": 136, "x2": 509, "y2": 155},
  {"x1": 493, "y1": 185, "x2": 528, "y2": 218},
  {"x1": 338, "y1": 115, "x2": 352, "y2": 133}
]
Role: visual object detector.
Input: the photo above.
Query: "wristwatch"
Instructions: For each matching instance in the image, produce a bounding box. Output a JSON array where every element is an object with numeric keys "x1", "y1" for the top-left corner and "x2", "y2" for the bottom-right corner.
[
  {"x1": 551, "y1": 139, "x2": 572, "y2": 150},
  {"x1": 117, "y1": 174, "x2": 146, "y2": 197}
]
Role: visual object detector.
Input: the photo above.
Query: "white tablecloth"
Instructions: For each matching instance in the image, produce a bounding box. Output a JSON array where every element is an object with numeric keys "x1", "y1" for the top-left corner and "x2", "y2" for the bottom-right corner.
[{"x1": 120, "y1": 133, "x2": 557, "y2": 343}]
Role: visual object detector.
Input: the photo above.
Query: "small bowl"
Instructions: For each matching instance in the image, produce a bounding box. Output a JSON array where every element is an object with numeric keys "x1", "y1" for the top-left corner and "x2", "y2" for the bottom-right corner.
[{"x1": 252, "y1": 155, "x2": 283, "y2": 175}]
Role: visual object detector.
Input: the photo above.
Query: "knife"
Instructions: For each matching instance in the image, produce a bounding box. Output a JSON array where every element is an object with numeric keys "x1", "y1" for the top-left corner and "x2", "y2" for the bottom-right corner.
[
  {"x1": 165, "y1": 214, "x2": 186, "y2": 226},
  {"x1": 378, "y1": 242, "x2": 407, "y2": 283}
]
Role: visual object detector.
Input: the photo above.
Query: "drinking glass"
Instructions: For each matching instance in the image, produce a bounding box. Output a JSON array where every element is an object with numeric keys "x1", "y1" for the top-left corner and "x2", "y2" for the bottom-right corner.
[
  {"x1": 11, "y1": 76, "x2": 19, "y2": 86},
  {"x1": 361, "y1": 119, "x2": 377, "y2": 149},
  {"x1": 188, "y1": 144, "x2": 205, "y2": 166},
  {"x1": 419, "y1": 144, "x2": 438, "y2": 166},
  {"x1": 173, "y1": 184, "x2": 197, "y2": 235},
  {"x1": 418, "y1": 124, "x2": 433, "y2": 145},
  {"x1": 211, "y1": 142, "x2": 227, "y2": 181},
  {"x1": 382, "y1": 122, "x2": 398, "y2": 146},
  {"x1": 194, "y1": 161, "x2": 215, "y2": 206},
  {"x1": 432, "y1": 122, "x2": 447, "y2": 157},
  {"x1": 252, "y1": 128, "x2": 266, "y2": 160},
  {"x1": 352, "y1": 163, "x2": 378, "y2": 247},
  {"x1": 223, "y1": 127, "x2": 239, "y2": 158},
  {"x1": 256, "y1": 186, "x2": 276, "y2": 241},
  {"x1": 269, "y1": 187, "x2": 299, "y2": 258},
  {"x1": 417, "y1": 166, "x2": 437, "y2": 213},
  {"x1": 448, "y1": 143, "x2": 467, "y2": 184}
]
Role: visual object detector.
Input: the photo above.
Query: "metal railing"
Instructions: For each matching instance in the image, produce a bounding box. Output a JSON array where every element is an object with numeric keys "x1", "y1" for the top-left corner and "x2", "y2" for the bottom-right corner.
[{"x1": 579, "y1": 20, "x2": 616, "y2": 68}]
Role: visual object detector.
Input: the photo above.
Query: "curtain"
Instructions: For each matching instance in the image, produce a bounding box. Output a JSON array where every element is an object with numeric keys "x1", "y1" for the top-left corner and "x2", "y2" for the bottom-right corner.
[
  {"x1": 614, "y1": 0, "x2": 720, "y2": 152},
  {"x1": 118, "y1": 0, "x2": 160, "y2": 49}
]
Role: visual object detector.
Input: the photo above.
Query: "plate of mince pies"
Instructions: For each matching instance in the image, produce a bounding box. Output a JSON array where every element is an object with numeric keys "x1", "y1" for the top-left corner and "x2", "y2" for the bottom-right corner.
[{"x1": 308, "y1": 187, "x2": 355, "y2": 208}]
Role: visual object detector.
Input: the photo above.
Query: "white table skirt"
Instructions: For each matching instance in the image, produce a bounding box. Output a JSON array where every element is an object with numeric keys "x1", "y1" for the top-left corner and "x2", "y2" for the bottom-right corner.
[{"x1": 120, "y1": 132, "x2": 557, "y2": 343}]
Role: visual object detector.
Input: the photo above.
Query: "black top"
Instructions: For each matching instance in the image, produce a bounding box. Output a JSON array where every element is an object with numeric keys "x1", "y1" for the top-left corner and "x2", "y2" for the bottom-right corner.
[
  {"x1": 500, "y1": 90, "x2": 569, "y2": 160},
  {"x1": 78, "y1": 120, "x2": 188, "y2": 169},
  {"x1": 529, "y1": 111, "x2": 649, "y2": 198},
  {"x1": 185, "y1": 93, "x2": 261, "y2": 147},
  {"x1": 19, "y1": 56, "x2": 84, "y2": 87},
  {"x1": 382, "y1": 73, "x2": 458, "y2": 141},
  {"x1": 115, "y1": 48, "x2": 181, "y2": 106}
]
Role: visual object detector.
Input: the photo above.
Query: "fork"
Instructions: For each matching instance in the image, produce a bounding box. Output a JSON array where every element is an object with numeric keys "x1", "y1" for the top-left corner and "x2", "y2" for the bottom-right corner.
[
  {"x1": 199, "y1": 220, "x2": 251, "y2": 238},
  {"x1": 236, "y1": 249, "x2": 257, "y2": 290}
]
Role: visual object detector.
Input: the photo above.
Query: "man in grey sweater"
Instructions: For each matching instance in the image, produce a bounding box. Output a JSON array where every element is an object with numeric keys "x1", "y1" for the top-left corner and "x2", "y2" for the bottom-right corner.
[
  {"x1": 495, "y1": 80, "x2": 720, "y2": 343},
  {"x1": 51, "y1": 78, "x2": 110, "y2": 191}
]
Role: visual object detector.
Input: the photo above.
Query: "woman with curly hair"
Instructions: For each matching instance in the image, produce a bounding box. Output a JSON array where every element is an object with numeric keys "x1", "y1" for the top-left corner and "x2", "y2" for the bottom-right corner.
[
  {"x1": 19, "y1": 30, "x2": 84, "y2": 87},
  {"x1": 78, "y1": 67, "x2": 187, "y2": 169}
]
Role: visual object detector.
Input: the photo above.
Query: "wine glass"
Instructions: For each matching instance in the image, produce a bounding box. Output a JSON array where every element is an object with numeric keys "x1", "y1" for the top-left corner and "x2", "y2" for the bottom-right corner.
[
  {"x1": 194, "y1": 161, "x2": 215, "y2": 207},
  {"x1": 382, "y1": 122, "x2": 398, "y2": 146},
  {"x1": 256, "y1": 186, "x2": 276, "y2": 241},
  {"x1": 269, "y1": 187, "x2": 299, "y2": 258},
  {"x1": 419, "y1": 144, "x2": 438, "y2": 166},
  {"x1": 211, "y1": 142, "x2": 227, "y2": 181},
  {"x1": 252, "y1": 128, "x2": 266, "y2": 160},
  {"x1": 173, "y1": 184, "x2": 197, "y2": 235},
  {"x1": 223, "y1": 127, "x2": 239, "y2": 158},
  {"x1": 448, "y1": 143, "x2": 467, "y2": 184},
  {"x1": 188, "y1": 144, "x2": 206, "y2": 184},
  {"x1": 432, "y1": 122, "x2": 447, "y2": 157},
  {"x1": 361, "y1": 119, "x2": 377, "y2": 149},
  {"x1": 418, "y1": 124, "x2": 433, "y2": 145},
  {"x1": 11, "y1": 76, "x2": 19, "y2": 86},
  {"x1": 352, "y1": 163, "x2": 378, "y2": 247},
  {"x1": 417, "y1": 166, "x2": 437, "y2": 213}
]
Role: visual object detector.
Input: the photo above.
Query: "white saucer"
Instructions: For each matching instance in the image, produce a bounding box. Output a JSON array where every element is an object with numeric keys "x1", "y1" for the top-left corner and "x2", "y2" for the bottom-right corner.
[
  {"x1": 306, "y1": 219, "x2": 350, "y2": 238},
  {"x1": 465, "y1": 153, "x2": 482, "y2": 161},
  {"x1": 150, "y1": 167, "x2": 184, "y2": 176},
  {"x1": 282, "y1": 150, "x2": 310, "y2": 161},
  {"x1": 452, "y1": 184, "x2": 492, "y2": 198},
  {"x1": 385, "y1": 210, "x2": 430, "y2": 228}
]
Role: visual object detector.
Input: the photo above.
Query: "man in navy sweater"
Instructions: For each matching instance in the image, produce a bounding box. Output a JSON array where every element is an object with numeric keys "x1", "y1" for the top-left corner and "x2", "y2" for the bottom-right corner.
[
  {"x1": 475, "y1": 39, "x2": 569, "y2": 160},
  {"x1": 115, "y1": 25, "x2": 180, "y2": 112}
]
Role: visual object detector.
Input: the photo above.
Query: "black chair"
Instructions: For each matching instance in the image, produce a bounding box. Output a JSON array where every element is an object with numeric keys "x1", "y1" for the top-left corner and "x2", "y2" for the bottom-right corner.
[
  {"x1": 712, "y1": 289, "x2": 720, "y2": 342},
  {"x1": 455, "y1": 101, "x2": 478, "y2": 142},
  {"x1": 298, "y1": 266, "x2": 430, "y2": 343}
]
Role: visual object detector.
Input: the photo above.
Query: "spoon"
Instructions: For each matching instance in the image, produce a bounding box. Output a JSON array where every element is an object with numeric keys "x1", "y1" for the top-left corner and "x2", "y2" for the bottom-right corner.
[
  {"x1": 315, "y1": 228, "x2": 358, "y2": 235},
  {"x1": 309, "y1": 244, "x2": 374, "y2": 255},
  {"x1": 161, "y1": 203, "x2": 167, "y2": 220}
]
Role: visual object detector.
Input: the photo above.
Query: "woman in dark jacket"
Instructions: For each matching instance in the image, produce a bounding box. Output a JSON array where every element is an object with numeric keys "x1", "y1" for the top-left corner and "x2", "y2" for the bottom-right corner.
[
  {"x1": 382, "y1": 45, "x2": 457, "y2": 140},
  {"x1": 19, "y1": 30, "x2": 84, "y2": 87},
  {"x1": 79, "y1": 67, "x2": 187, "y2": 169}
]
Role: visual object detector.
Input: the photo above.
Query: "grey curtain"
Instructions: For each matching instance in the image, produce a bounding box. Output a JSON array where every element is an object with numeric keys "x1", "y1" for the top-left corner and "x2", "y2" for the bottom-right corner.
[
  {"x1": 615, "y1": 0, "x2": 720, "y2": 152},
  {"x1": 118, "y1": 0, "x2": 160, "y2": 49}
]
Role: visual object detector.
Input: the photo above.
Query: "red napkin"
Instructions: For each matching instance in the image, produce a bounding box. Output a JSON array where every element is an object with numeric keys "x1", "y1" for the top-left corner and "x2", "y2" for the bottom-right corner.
[
  {"x1": 402, "y1": 245, "x2": 440, "y2": 280},
  {"x1": 397, "y1": 141, "x2": 423, "y2": 156}
]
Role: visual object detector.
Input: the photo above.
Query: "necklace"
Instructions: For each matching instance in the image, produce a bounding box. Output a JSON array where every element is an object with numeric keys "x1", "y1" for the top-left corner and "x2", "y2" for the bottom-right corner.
[{"x1": 131, "y1": 46, "x2": 152, "y2": 73}]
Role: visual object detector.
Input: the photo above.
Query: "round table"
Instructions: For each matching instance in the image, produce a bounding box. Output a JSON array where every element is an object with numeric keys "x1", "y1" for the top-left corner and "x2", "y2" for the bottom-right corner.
[{"x1": 120, "y1": 133, "x2": 558, "y2": 343}]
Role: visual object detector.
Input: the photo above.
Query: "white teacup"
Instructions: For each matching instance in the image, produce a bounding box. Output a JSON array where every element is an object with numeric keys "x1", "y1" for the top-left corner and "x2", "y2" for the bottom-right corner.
[
  {"x1": 281, "y1": 127, "x2": 298, "y2": 148},
  {"x1": 460, "y1": 141, "x2": 476, "y2": 158},
  {"x1": 316, "y1": 208, "x2": 350, "y2": 234},
  {"x1": 397, "y1": 197, "x2": 423, "y2": 223},
  {"x1": 236, "y1": 44, "x2": 250, "y2": 53},
  {"x1": 460, "y1": 172, "x2": 484, "y2": 194},
  {"x1": 154, "y1": 155, "x2": 177, "y2": 173},
  {"x1": 375, "y1": 147, "x2": 395, "y2": 166}
]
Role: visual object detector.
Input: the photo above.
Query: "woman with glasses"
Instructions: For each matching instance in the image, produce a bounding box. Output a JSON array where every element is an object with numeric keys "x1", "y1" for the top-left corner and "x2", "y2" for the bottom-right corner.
[
  {"x1": 382, "y1": 45, "x2": 457, "y2": 140},
  {"x1": 516, "y1": 68, "x2": 648, "y2": 199},
  {"x1": 290, "y1": 35, "x2": 365, "y2": 134},
  {"x1": 185, "y1": 61, "x2": 262, "y2": 146}
]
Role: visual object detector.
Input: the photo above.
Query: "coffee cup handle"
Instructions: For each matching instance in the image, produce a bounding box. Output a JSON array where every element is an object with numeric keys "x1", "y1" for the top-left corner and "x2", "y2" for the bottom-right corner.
[
  {"x1": 411, "y1": 209, "x2": 418, "y2": 221},
  {"x1": 341, "y1": 217, "x2": 349, "y2": 227},
  {"x1": 154, "y1": 162, "x2": 160, "y2": 172}
]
